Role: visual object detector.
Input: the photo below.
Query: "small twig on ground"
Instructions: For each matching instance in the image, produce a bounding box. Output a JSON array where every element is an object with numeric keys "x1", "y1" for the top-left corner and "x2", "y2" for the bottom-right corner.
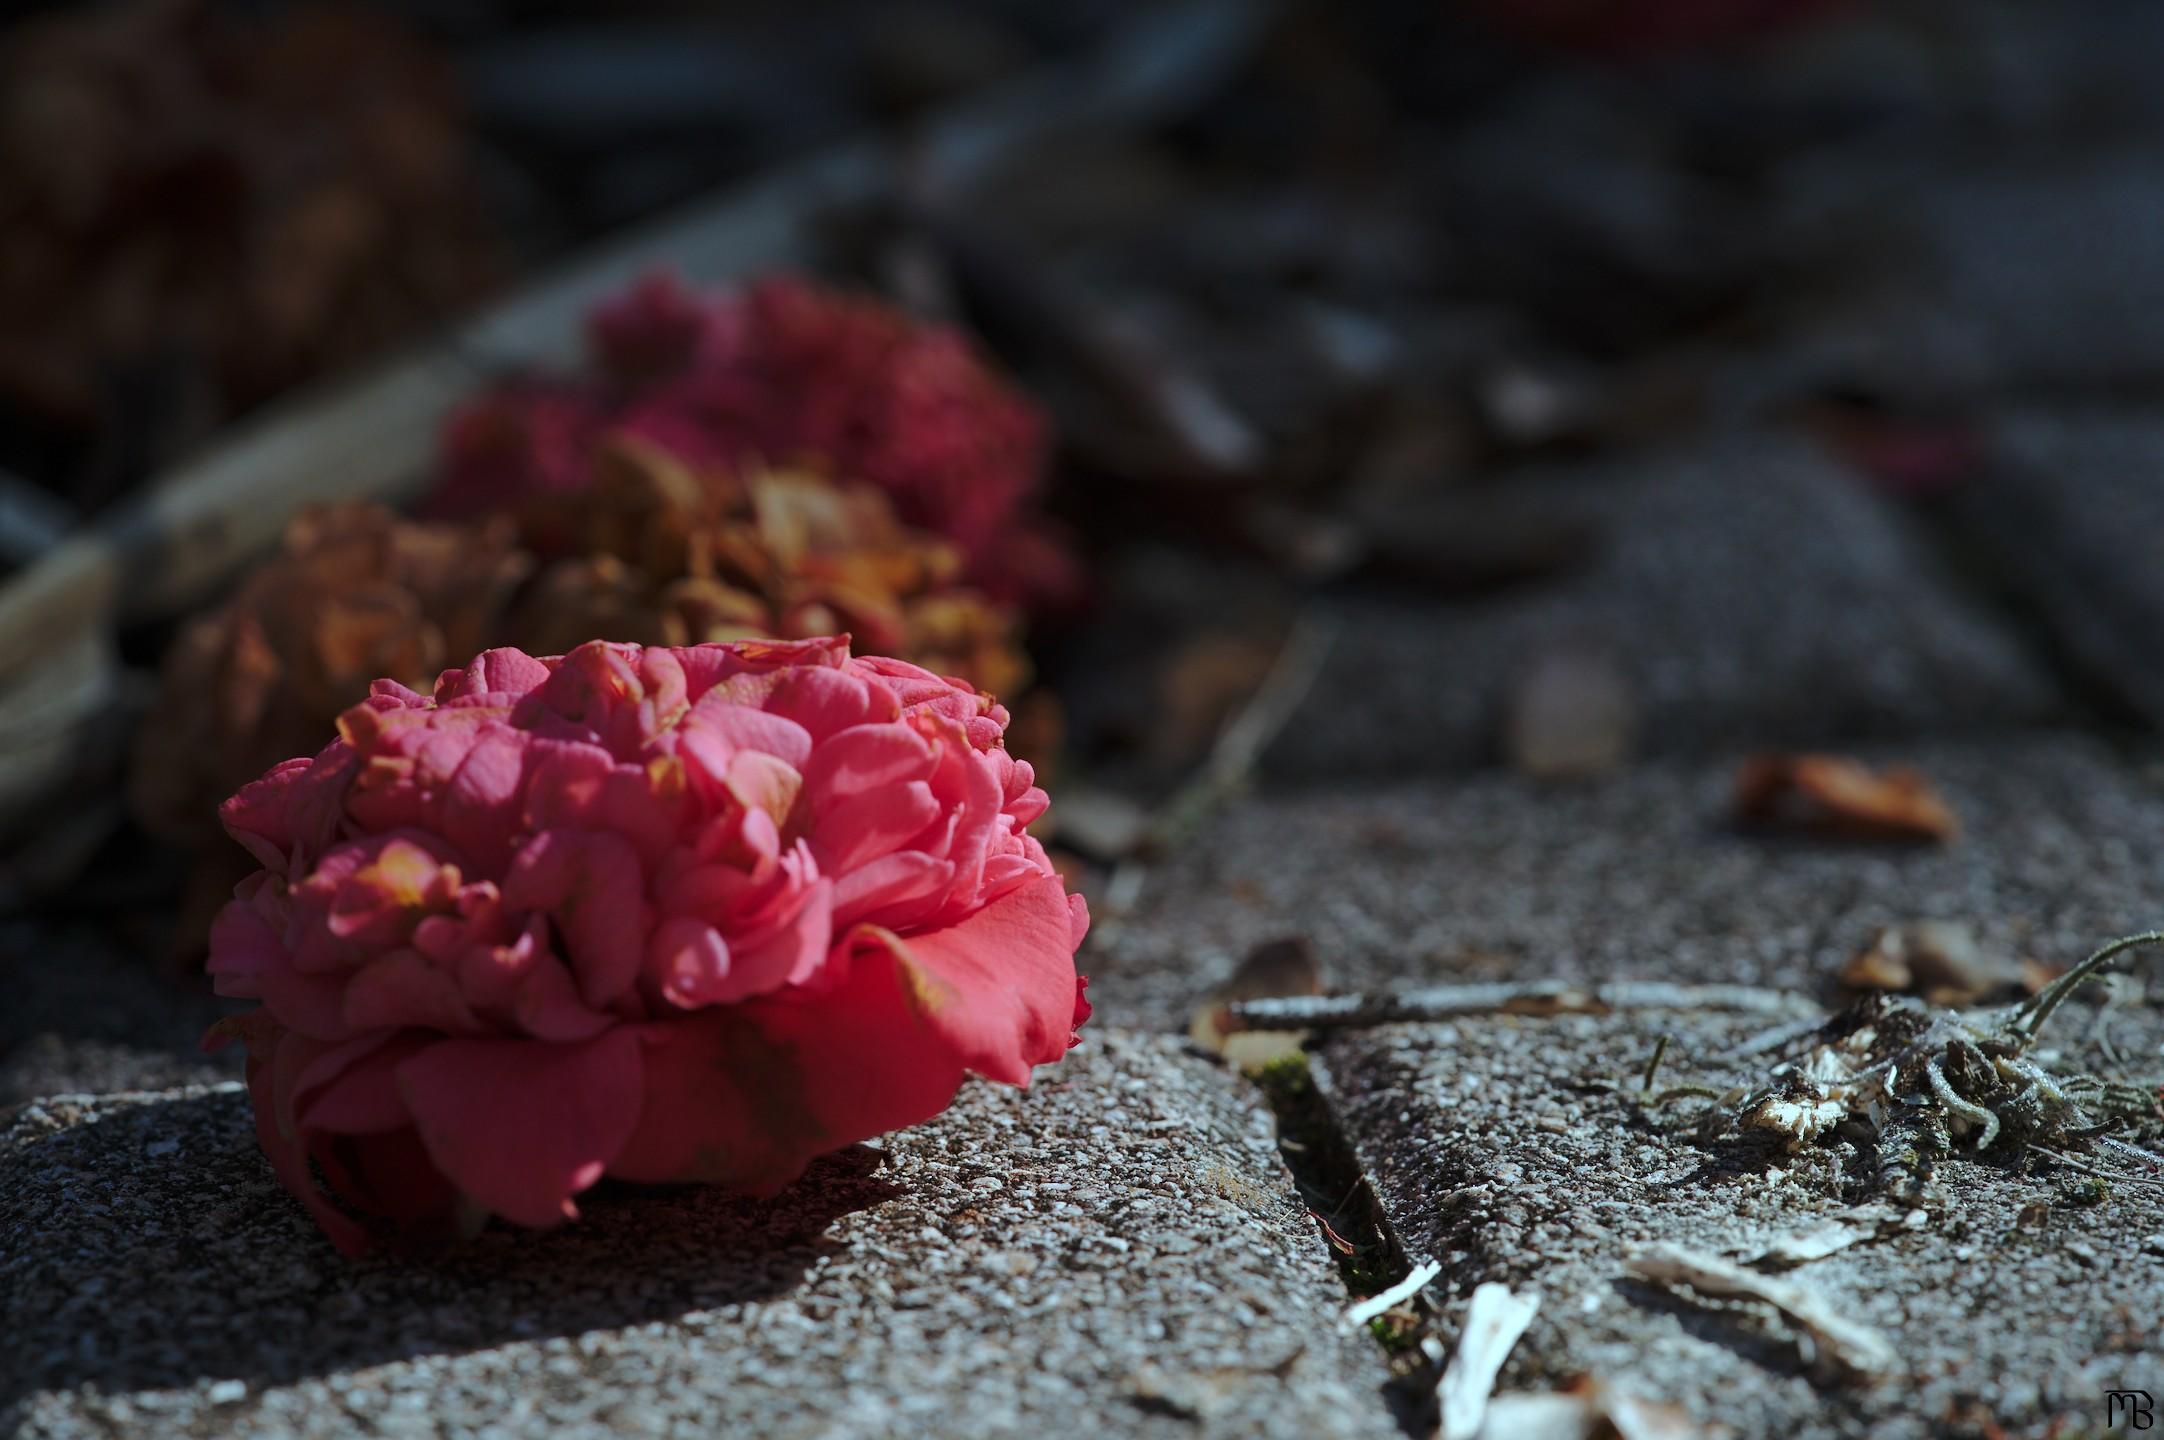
[
  {"x1": 1146, "y1": 614, "x2": 1339, "y2": 855},
  {"x1": 1343, "y1": 1259, "x2": 1442, "y2": 1330},
  {"x1": 1625, "y1": 1244, "x2": 1895, "y2": 1384},
  {"x1": 1089, "y1": 617, "x2": 1337, "y2": 944},
  {"x1": 1226, "y1": 982, "x2": 1818, "y2": 1034},
  {"x1": 1436, "y1": 1282, "x2": 1542, "y2": 1440}
]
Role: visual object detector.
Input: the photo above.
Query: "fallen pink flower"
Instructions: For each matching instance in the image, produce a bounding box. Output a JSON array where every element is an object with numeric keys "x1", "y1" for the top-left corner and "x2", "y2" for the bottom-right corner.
[{"x1": 206, "y1": 636, "x2": 1090, "y2": 1255}]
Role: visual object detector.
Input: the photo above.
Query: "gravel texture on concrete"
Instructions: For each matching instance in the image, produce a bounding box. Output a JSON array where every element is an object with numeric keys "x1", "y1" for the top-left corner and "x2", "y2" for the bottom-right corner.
[
  {"x1": 1, "y1": 1029, "x2": 1391, "y2": 1440},
  {"x1": 1258, "y1": 435, "x2": 2061, "y2": 779},
  {"x1": 1100, "y1": 733, "x2": 2164, "y2": 1031},
  {"x1": 1315, "y1": 1007, "x2": 2164, "y2": 1440}
]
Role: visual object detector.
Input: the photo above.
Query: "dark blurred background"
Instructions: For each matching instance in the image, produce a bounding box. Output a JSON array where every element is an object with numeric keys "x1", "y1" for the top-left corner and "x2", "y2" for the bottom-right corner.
[{"x1": 6, "y1": 0, "x2": 2164, "y2": 1080}]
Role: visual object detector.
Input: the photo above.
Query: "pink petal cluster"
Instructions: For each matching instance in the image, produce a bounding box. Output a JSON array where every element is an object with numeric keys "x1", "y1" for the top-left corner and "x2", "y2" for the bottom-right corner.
[
  {"x1": 431, "y1": 273, "x2": 1079, "y2": 610},
  {"x1": 206, "y1": 636, "x2": 1090, "y2": 1255}
]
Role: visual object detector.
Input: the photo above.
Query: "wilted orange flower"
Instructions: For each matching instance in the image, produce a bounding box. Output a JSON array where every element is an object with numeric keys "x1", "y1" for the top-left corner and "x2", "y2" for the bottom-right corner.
[
  {"x1": 508, "y1": 438, "x2": 1031, "y2": 702},
  {"x1": 132, "y1": 505, "x2": 533, "y2": 851}
]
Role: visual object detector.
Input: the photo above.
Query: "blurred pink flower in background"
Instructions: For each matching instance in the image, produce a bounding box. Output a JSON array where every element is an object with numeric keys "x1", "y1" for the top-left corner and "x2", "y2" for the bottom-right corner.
[
  {"x1": 432, "y1": 273, "x2": 1081, "y2": 613},
  {"x1": 206, "y1": 636, "x2": 1089, "y2": 1255}
]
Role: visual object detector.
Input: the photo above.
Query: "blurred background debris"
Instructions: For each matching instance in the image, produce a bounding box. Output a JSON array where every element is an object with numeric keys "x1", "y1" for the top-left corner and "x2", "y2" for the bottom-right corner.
[{"x1": 4, "y1": 0, "x2": 2164, "y2": 1029}]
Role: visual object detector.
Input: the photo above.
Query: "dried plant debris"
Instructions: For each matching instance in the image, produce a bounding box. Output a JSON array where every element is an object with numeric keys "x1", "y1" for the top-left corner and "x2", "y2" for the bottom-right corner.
[
  {"x1": 1624, "y1": 1244, "x2": 1896, "y2": 1385},
  {"x1": 0, "y1": 0, "x2": 499, "y2": 438},
  {"x1": 1436, "y1": 1282, "x2": 1542, "y2": 1440},
  {"x1": 507, "y1": 438, "x2": 1031, "y2": 701},
  {"x1": 131, "y1": 504, "x2": 532, "y2": 852},
  {"x1": 1476, "y1": 1377, "x2": 1699, "y2": 1440},
  {"x1": 1733, "y1": 753, "x2": 1960, "y2": 845},
  {"x1": 1503, "y1": 645, "x2": 1637, "y2": 781},
  {"x1": 1724, "y1": 933, "x2": 2164, "y2": 1207}
]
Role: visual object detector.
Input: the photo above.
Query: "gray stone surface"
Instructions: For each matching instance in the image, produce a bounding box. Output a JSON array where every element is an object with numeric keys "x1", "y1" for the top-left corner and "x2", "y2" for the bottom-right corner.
[
  {"x1": 1101, "y1": 733, "x2": 2164, "y2": 1030},
  {"x1": 1, "y1": 1030, "x2": 1392, "y2": 1440},
  {"x1": 1260, "y1": 435, "x2": 2062, "y2": 779},
  {"x1": 1314, "y1": 1007, "x2": 2164, "y2": 1439}
]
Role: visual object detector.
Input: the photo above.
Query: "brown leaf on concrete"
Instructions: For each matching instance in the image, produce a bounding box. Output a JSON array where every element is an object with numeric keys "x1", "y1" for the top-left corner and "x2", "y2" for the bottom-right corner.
[
  {"x1": 1189, "y1": 935, "x2": 1324, "y2": 1066},
  {"x1": 1733, "y1": 753, "x2": 1960, "y2": 845}
]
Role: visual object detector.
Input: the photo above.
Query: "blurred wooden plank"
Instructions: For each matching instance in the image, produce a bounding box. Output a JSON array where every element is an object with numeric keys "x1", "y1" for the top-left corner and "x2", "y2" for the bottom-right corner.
[{"x1": 0, "y1": 0, "x2": 1268, "y2": 685}]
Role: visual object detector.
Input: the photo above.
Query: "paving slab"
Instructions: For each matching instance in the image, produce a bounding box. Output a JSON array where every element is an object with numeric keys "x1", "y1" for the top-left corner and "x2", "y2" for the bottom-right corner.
[
  {"x1": 1101, "y1": 733, "x2": 2164, "y2": 1031},
  {"x1": 1312, "y1": 1007, "x2": 2164, "y2": 1439},
  {"x1": 1951, "y1": 407, "x2": 2164, "y2": 729},
  {"x1": 1783, "y1": 154, "x2": 2164, "y2": 407},
  {"x1": 1258, "y1": 435, "x2": 2061, "y2": 780},
  {"x1": 1, "y1": 1030, "x2": 1393, "y2": 1440}
]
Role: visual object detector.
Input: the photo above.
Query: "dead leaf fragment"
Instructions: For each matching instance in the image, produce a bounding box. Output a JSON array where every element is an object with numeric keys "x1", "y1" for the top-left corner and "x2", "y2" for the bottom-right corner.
[
  {"x1": 1838, "y1": 922, "x2": 2021, "y2": 1006},
  {"x1": 1189, "y1": 935, "x2": 1324, "y2": 1069},
  {"x1": 1733, "y1": 753, "x2": 1959, "y2": 844}
]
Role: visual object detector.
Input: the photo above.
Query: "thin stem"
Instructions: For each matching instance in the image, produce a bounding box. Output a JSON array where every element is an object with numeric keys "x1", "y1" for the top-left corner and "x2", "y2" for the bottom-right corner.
[
  {"x1": 1640, "y1": 1034, "x2": 1672, "y2": 1096},
  {"x1": 2012, "y1": 931, "x2": 2164, "y2": 1039}
]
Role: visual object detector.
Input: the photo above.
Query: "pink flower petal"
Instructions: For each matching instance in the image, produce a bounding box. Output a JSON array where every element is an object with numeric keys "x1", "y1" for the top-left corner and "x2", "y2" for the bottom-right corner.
[
  {"x1": 648, "y1": 915, "x2": 734, "y2": 1008},
  {"x1": 503, "y1": 829, "x2": 650, "y2": 1008},
  {"x1": 851, "y1": 873, "x2": 1083, "y2": 1085},
  {"x1": 609, "y1": 946, "x2": 963, "y2": 1194},
  {"x1": 443, "y1": 722, "x2": 532, "y2": 875},
  {"x1": 830, "y1": 850, "x2": 953, "y2": 931},
  {"x1": 344, "y1": 950, "x2": 482, "y2": 1035},
  {"x1": 396, "y1": 1030, "x2": 645, "y2": 1228},
  {"x1": 812, "y1": 780, "x2": 940, "y2": 874},
  {"x1": 800, "y1": 723, "x2": 934, "y2": 809},
  {"x1": 710, "y1": 877, "x2": 832, "y2": 1001}
]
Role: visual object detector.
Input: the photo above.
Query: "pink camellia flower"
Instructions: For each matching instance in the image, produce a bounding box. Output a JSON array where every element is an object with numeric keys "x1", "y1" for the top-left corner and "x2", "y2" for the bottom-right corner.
[{"x1": 205, "y1": 636, "x2": 1090, "y2": 1255}]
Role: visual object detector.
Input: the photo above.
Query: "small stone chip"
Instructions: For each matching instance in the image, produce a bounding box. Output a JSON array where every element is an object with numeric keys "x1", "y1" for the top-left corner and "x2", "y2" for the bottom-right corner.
[{"x1": 207, "y1": 1380, "x2": 247, "y2": 1405}]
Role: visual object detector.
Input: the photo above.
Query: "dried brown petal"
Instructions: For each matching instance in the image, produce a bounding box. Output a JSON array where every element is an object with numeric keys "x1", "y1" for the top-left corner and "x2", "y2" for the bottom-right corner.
[
  {"x1": 1840, "y1": 922, "x2": 2022, "y2": 1006},
  {"x1": 1733, "y1": 753, "x2": 1960, "y2": 845},
  {"x1": 503, "y1": 438, "x2": 1031, "y2": 703},
  {"x1": 131, "y1": 504, "x2": 531, "y2": 849}
]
